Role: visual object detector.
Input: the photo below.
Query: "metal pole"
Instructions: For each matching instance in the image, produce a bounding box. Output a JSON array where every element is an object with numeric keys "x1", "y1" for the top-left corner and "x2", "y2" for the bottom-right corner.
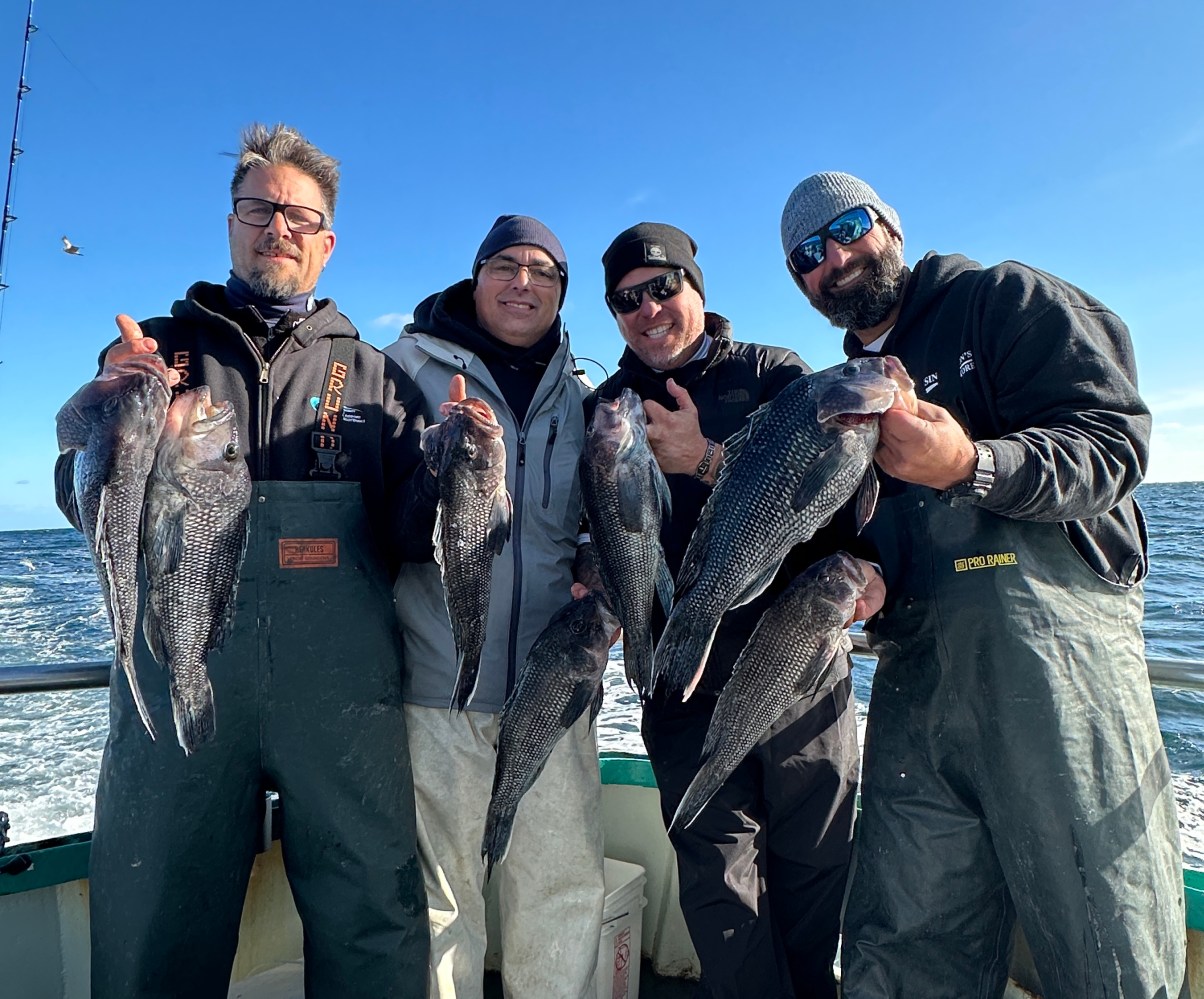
[{"x1": 0, "y1": 0, "x2": 36, "y2": 293}]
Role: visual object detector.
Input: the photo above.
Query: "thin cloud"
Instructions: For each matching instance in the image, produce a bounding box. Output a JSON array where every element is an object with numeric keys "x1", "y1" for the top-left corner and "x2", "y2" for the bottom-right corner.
[
  {"x1": 14, "y1": 479, "x2": 29, "y2": 485},
  {"x1": 1148, "y1": 388, "x2": 1204, "y2": 415},
  {"x1": 625, "y1": 189, "x2": 652, "y2": 208},
  {"x1": 372, "y1": 312, "x2": 414, "y2": 330}
]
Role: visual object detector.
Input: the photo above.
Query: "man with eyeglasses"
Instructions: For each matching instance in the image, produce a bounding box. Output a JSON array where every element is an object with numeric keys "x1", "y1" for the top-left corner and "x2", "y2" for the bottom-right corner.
[
  {"x1": 780, "y1": 172, "x2": 1186, "y2": 997},
  {"x1": 384, "y1": 215, "x2": 604, "y2": 999},
  {"x1": 54, "y1": 122, "x2": 430, "y2": 997},
  {"x1": 589, "y1": 222, "x2": 866, "y2": 998}
]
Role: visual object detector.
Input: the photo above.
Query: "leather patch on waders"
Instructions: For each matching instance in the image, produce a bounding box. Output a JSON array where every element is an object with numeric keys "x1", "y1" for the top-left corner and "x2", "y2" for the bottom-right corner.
[{"x1": 278, "y1": 538, "x2": 340, "y2": 568}]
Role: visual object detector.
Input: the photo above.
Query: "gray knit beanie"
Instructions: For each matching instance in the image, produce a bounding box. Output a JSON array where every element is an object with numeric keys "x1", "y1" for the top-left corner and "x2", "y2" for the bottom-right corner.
[{"x1": 779, "y1": 172, "x2": 903, "y2": 257}]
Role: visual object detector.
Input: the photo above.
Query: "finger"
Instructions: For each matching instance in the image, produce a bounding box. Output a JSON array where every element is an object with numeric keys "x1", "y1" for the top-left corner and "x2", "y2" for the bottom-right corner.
[
  {"x1": 448, "y1": 374, "x2": 467, "y2": 405},
  {"x1": 115, "y1": 314, "x2": 144, "y2": 343},
  {"x1": 570, "y1": 583, "x2": 590, "y2": 601},
  {"x1": 665, "y1": 378, "x2": 696, "y2": 413},
  {"x1": 642, "y1": 399, "x2": 669, "y2": 423}
]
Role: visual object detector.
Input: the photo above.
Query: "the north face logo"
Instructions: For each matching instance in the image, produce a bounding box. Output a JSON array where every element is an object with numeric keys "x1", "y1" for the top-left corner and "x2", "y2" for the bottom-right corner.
[
  {"x1": 719, "y1": 388, "x2": 750, "y2": 404},
  {"x1": 645, "y1": 244, "x2": 668, "y2": 262}
]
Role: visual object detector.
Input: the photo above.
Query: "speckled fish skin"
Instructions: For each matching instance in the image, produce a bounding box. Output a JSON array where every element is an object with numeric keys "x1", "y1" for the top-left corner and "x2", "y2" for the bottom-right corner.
[
  {"x1": 481, "y1": 593, "x2": 619, "y2": 879},
  {"x1": 580, "y1": 388, "x2": 673, "y2": 699},
  {"x1": 141, "y1": 387, "x2": 251, "y2": 754},
  {"x1": 671, "y1": 552, "x2": 867, "y2": 832},
  {"x1": 653, "y1": 356, "x2": 913, "y2": 700},
  {"x1": 421, "y1": 397, "x2": 512, "y2": 712},
  {"x1": 55, "y1": 352, "x2": 172, "y2": 740}
]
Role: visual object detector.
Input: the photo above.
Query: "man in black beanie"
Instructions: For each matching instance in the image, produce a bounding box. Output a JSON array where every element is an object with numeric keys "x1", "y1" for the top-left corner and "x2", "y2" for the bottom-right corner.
[
  {"x1": 590, "y1": 221, "x2": 870, "y2": 998},
  {"x1": 385, "y1": 215, "x2": 605, "y2": 999},
  {"x1": 781, "y1": 172, "x2": 1186, "y2": 998}
]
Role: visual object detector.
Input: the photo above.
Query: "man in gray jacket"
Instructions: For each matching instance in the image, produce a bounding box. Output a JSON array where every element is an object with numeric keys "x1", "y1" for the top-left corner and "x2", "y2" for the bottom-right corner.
[{"x1": 385, "y1": 215, "x2": 603, "y2": 999}]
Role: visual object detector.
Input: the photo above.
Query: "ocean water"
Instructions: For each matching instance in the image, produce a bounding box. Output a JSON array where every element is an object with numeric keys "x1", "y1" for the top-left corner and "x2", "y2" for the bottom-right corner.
[{"x1": 2, "y1": 481, "x2": 1203, "y2": 860}]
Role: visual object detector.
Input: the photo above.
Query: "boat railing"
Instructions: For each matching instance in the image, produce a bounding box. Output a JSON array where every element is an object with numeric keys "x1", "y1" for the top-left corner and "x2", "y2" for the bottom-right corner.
[{"x1": 3, "y1": 636, "x2": 1204, "y2": 694}]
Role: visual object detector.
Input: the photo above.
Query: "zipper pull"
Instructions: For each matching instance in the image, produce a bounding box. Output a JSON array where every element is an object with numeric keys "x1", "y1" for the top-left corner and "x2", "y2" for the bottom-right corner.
[
  {"x1": 517, "y1": 431, "x2": 527, "y2": 466},
  {"x1": 259, "y1": 363, "x2": 269, "y2": 385}
]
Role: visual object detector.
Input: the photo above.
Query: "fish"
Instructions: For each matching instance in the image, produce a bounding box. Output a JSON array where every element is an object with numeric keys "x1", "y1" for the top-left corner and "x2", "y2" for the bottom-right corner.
[
  {"x1": 421, "y1": 397, "x2": 512, "y2": 712},
  {"x1": 580, "y1": 388, "x2": 674, "y2": 699},
  {"x1": 481, "y1": 592, "x2": 619, "y2": 879},
  {"x1": 670, "y1": 552, "x2": 867, "y2": 832},
  {"x1": 653, "y1": 355, "x2": 914, "y2": 700},
  {"x1": 55, "y1": 352, "x2": 173, "y2": 740},
  {"x1": 141, "y1": 387, "x2": 252, "y2": 754}
]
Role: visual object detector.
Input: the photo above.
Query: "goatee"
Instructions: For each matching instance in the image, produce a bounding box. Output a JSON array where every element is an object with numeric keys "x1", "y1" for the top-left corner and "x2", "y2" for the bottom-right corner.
[{"x1": 806, "y1": 241, "x2": 907, "y2": 332}]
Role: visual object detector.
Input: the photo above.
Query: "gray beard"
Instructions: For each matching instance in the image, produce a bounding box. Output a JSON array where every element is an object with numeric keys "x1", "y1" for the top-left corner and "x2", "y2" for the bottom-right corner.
[
  {"x1": 807, "y1": 241, "x2": 907, "y2": 332},
  {"x1": 246, "y1": 267, "x2": 304, "y2": 302}
]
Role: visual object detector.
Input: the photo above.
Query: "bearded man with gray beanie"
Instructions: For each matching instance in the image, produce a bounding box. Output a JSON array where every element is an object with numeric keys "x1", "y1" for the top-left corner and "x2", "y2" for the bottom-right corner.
[
  {"x1": 385, "y1": 215, "x2": 604, "y2": 999},
  {"x1": 589, "y1": 221, "x2": 870, "y2": 998},
  {"x1": 780, "y1": 172, "x2": 1187, "y2": 997}
]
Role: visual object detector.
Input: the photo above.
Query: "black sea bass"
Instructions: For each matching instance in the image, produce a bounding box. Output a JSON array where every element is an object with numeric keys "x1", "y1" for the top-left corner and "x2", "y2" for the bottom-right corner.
[
  {"x1": 422, "y1": 397, "x2": 512, "y2": 711},
  {"x1": 56, "y1": 352, "x2": 173, "y2": 740},
  {"x1": 142, "y1": 387, "x2": 252, "y2": 754},
  {"x1": 654, "y1": 356, "x2": 915, "y2": 699},
  {"x1": 671, "y1": 553, "x2": 867, "y2": 831},
  {"x1": 580, "y1": 388, "x2": 673, "y2": 699}
]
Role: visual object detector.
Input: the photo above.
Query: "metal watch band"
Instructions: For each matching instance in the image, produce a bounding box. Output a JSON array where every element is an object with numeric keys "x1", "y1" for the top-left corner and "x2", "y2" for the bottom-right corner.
[{"x1": 694, "y1": 438, "x2": 717, "y2": 480}]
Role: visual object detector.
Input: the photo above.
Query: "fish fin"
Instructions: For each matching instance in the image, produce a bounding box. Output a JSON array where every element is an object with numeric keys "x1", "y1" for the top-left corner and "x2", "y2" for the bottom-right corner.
[
  {"x1": 487, "y1": 486, "x2": 513, "y2": 555},
  {"x1": 481, "y1": 799, "x2": 516, "y2": 883},
  {"x1": 561, "y1": 682, "x2": 597, "y2": 729},
  {"x1": 142, "y1": 599, "x2": 168, "y2": 667},
  {"x1": 680, "y1": 627, "x2": 718, "y2": 702},
  {"x1": 854, "y1": 466, "x2": 880, "y2": 534},
  {"x1": 653, "y1": 613, "x2": 718, "y2": 702},
  {"x1": 791, "y1": 439, "x2": 857, "y2": 513},
  {"x1": 143, "y1": 502, "x2": 188, "y2": 577},
  {"x1": 419, "y1": 424, "x2": 445, "y2": 470},
  {"x1": 655, "y1": 552, "x2": 675, "y2": 617},
  {"x1": 653, "y1": 461, "x2": 672, "y2": 520},
  {"x1": 98, "y1": 486, "x2": 156, "y2": 741},
  {"x1": 450, "y1": 648, "x2": 482, "y2": 713},
  {"x1": 671, "y1": 760, "x2": 726, "y2": 833},
  {"x1": 211, "y1": 511, "x2": 250, "y2": 651},
  {"x1": 615, "y1": 461, "x2": 647, "y2": 532},
  {"x1": 170, "y1": 674, "x2": 216, "y2": 755},
  {"x1": 431, "y1": 504, "x2": 447, "y2": 576},
  {"x1": 588, "y1": 683, "x2": 605, "y2": 728},
  {"x1": 730, "y1": 558, "x2": 785, "y2": 610},
  {"x1": 717, "y1": 403, "x2": 768, "y2": 485}
]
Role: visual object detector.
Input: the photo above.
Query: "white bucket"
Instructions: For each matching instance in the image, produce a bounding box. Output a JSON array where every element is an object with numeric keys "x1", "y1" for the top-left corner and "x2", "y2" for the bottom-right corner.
[{"x1": 596, "y1": 857, "x2": 648, "y2": 999}]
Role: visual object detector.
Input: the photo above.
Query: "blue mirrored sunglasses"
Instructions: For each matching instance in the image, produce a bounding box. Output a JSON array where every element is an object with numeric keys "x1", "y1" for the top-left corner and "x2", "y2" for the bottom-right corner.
[{"x1": 788, "y1": 207, "x2": 875, "y2": 276}]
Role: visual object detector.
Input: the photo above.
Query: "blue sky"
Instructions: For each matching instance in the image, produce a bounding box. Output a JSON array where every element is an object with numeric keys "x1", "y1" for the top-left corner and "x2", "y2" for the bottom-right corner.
[{"x1": 0, "y1": 0, "x2": 1201, "y2": 531}]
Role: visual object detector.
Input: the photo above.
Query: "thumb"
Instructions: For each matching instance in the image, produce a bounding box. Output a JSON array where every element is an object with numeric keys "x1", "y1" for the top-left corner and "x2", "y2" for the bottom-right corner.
[
  {"x1": 665, "y1": 378, "x2": 696, "y2": 413},
  {"x1": 115, "y1": 314, "x2": 144, "y2": 343},
  {"x1": 448, "y1": 374, "x2": 467, "y2": 404}
]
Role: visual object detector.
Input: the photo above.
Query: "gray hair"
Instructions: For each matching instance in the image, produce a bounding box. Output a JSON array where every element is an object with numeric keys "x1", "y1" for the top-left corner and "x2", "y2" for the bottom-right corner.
[{"x1": 230, "y1": 122, "x2": 340, "y2": 226}]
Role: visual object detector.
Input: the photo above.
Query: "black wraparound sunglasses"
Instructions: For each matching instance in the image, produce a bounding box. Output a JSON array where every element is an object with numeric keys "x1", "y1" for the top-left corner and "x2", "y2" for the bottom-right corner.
[
  {"x1": 787, "y1": 207, "x2": 875, "y2": 276},
  {"x1": 607, "y1": 268, "x2": 685, "y2": 314}
]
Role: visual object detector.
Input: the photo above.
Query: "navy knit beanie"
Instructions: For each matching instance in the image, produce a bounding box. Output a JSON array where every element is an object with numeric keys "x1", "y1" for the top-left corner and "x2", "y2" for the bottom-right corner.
[
  {"x1": 473, "y1": 214, "x2": 568, "y2": 306},
  {"x1": 601, "y1": 222, "x2": 705, "y2": 310}
]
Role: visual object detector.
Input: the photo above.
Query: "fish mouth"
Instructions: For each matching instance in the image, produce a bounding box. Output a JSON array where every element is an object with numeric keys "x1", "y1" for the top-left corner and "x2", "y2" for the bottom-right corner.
[
  {"x1": 167, "y1": 386, "x2": 236, "y2": 436},
  {"x1": 816, "y1": 355, "x2": 915, "y2": 425},
  {"x1": 449, "y1": 398, "x2": 503, "y2": 435},
  {"x1": 101, "y1": 353, "x2": 173, "y2": 393}
]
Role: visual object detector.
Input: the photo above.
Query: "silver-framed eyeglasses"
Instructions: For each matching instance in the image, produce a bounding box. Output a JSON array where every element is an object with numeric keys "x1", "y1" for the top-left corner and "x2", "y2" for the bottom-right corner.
[
  {"x1": 233, "y1": 198, "x2": 327, "y2": 235},
  {"x1": 480, "y1": 255, "x2": 561, "y2": 288}
]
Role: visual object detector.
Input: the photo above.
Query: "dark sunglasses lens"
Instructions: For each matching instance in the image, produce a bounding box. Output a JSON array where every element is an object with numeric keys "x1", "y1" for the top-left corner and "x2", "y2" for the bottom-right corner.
[
  {"x1": 647, "y1": 270, "x2": 683, "y2": 302},
  {"x1": 829, "y1": 207, "x2": 873, "y2": 245},
  {"x1": 610, "y1": 288, "x2": 642, "y2": 314},
  {"x1": 789, "y1": 236, "x2": 825, "y2": 275}
]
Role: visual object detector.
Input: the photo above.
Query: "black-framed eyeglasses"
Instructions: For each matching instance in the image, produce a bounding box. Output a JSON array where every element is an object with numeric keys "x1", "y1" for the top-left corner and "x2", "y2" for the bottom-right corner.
[
  {"x1": 479, "y1": 255, "x2": 561, "y2": 288},
  {"x1": 232, "y1": 198, "x2": 327, "y2": 235},
  {"x1": 607, "y1": 268, "x2": 685, "y2": 315},
  {"x1": 787, "y1": 207, "x2": 875, "y2": 276}
]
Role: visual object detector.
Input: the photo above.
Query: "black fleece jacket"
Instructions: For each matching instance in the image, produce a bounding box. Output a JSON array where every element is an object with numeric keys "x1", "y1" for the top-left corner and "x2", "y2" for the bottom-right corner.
[
  {"x1": 590, "y1": 314, "x2": 844, "y2": 694},
  {"x1": 55, "y1": 281, "x2": 431, "y2": 573},
  {"x1": 848, "y1": 252, "x2": 1150, "y2": 584}
]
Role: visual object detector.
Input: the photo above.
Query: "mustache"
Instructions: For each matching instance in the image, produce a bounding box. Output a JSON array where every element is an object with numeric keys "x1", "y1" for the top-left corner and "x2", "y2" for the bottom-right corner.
[{"x1": 254, "y1": 237, "x2": 301, "y2": 260}]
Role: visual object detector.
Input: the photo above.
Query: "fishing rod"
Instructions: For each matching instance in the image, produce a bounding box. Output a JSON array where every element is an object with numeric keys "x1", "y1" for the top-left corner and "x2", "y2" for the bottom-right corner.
[{"x1": 0, "y1": 0, "x2": 36, "y2": 297}]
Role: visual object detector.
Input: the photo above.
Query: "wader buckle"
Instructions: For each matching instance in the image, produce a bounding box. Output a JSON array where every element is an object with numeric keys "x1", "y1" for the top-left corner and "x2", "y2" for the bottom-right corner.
[{"x1": 310, "y1": 431, "x2": 343, "y2": 479}]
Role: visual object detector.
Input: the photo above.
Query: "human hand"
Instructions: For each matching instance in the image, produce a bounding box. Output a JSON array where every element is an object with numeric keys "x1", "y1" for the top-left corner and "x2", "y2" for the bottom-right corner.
[
  {"x1": 438, "y1": 374, "x2": 468, "y2": 417},
  {"x1": 874, "y1": 400, "x2": 976, "y2": 490},
  {"x1": 103, "y1": 314, "x2": 181, "y2": 386},
  {"x1": 642, "y1": 379, "x2": 719, "y2": 479},
  {"x1": 852, "y1": 560, "x2": 885, "y2": 622}
]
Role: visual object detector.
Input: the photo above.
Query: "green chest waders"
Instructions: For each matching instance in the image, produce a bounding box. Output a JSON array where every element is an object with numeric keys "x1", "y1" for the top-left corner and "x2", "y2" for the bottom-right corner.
[
  {"x1": 841, "y1": 490, "x2": 1186, "y2": 999},
  {"x1": 89, "y1": 481, "x2": 428, "y2": 999}
]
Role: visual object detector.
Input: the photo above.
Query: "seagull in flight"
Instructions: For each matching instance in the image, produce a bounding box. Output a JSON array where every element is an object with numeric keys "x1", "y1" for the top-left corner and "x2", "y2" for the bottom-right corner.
[{"x1": 61, "y1": 236, "x2": 83, "y2": 256}]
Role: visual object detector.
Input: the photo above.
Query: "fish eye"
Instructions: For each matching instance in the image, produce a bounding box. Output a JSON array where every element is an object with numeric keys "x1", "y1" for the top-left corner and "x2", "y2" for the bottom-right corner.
[
  {"x1": 841, "y1": 363, "x2": 859, "y2": 377},
  {"x1": 223, "y1": 442, "x2": 239, "y2": 461}
]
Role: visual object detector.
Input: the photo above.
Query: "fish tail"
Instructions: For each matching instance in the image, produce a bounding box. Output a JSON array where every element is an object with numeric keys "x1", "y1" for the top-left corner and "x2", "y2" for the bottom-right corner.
[
  {"x1": 481, "y1": 802, "x2": 515, "y2": 882},
  {"x1": 623, "y1": 634, "x2": 655, "y2": 700},
  {"x1": 670, "y1": 762, "x2": 725, "y2": 833},
  {"x1": 450, "y1": 648, "x2": 483, "y2": 713},
  {"x1": 116, "y1": 645, "x2": 157, "y2": 742},
  {"x1": 653, "y1": 610, "x2": 718, "y2": 701},
  {"x1": 170, "y1": 675, "x2": 216, "y2": 755}
]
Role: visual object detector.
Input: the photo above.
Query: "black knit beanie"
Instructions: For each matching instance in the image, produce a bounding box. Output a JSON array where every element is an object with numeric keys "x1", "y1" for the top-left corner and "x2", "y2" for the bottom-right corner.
[
  {"x1": 473, "y1": 214, "x2": 568, "y2": 306},
  {"x1": 601, "y1": 222, "x2": 705, "y2": 309}
]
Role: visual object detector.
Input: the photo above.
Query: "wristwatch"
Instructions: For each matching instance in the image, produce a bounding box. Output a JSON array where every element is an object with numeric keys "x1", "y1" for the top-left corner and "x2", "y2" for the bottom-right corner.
[{"x1": 940, "y1": 441, "x2": 996, "y2": 507}]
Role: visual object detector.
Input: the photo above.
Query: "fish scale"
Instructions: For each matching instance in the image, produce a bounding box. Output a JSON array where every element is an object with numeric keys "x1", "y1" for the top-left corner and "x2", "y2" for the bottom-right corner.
[
  {"x1": 481, "y1": 593, "x2": 619, "y2": 878},
  {"x1": 654, "y1": 357, "x2": 910, "y2": 699},
  {"x1": 55, "y1": 353, "x2": 173, "y2": 740},
  {"x1": 671, "y1": 553, "x2": 867, "y2": 831},
  {"x1": 142, "y1": 387, "x2": 251, "y2": 754},
  {"x1": 580, "y1": 389, "x2": 673, "y2": 699}
]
